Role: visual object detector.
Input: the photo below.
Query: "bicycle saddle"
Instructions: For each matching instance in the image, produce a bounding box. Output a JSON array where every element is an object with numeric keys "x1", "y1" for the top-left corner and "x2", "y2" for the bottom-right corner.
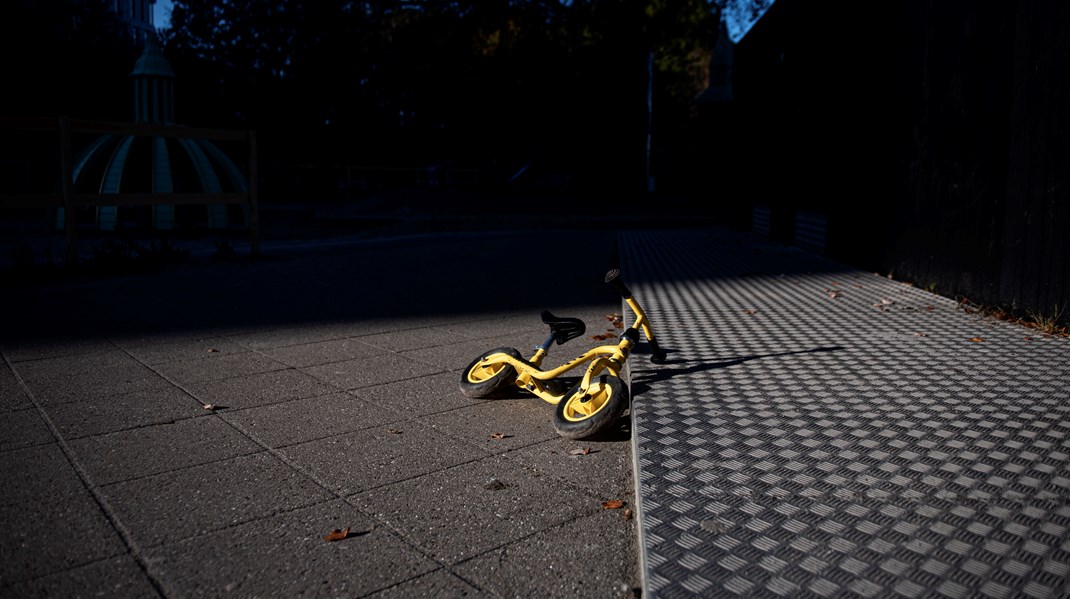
[{"x1": 541, "y1": 310, "x2": 586, "y2": 345}]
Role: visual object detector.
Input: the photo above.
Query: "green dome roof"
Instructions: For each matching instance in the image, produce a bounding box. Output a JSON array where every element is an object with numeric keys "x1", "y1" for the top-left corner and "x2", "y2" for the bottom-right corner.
[{"x1": 130, "y1": 34, "x2": 174, "y2": 78}]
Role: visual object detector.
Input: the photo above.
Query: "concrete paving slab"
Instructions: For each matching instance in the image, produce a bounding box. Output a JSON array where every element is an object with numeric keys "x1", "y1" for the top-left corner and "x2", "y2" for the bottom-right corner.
[
  {"x1": 142, "y1": 499, "x2": 439, "y2": 598},
  {"x1": 225, "y1": 325, "x2": 352, "y2": 350},
  {"x1": 109, "y1": 327, "x2": 257, "y2": 350},
  {"x1": 400, "y1": 335, "x2": 536, "y2": 373},
  {"x1": 505, "y1": 435, "x2": 636, "y2": 499},
  {"x1": 365, "y1": 569, "x2": 486, "y2": 598},
  {"x1": 281, "y1": 420, "x2": 488, "y2": 496},
  {"x1": 448, "y1": 312, "x2": 548, "y2": 341},
  {"x1": 184, "y1": 368, "x2": 337, "y2": 410},
  {"x1": 0, "y1": 443, "x2": 86, "y2": 507},
  {"x1": 300, "y1": 352, "x2": 443, "y2": 391},
  {"x1": 222, "y1": 392, "x2": 400, "y2": 448},
  {"x1": 350, "y1": 372, "x2": 483, "y2": 417},
  {"x1": 348, "y1": 454, "x2": 596, "y2": 565},
  {"x1": 0, "y1": 492, "x2": 127, "y2": 585},
  {"x1": 357, "y1": 325, "x2": 473, "y2": 353},
  {"x1": 0, "y1": 229, "x2": 634, "y2": 598},
  {"x1": 15, "y1": 359, "x2": 168, "y2": 406},
  {"x1": 0, "y1": 407, "x2": 54, "y2": 452},
  {"x1": 326, "y1": 315, "x2": 473, "y2": 339},
  {"x1": 0, "y1": 555, "x2": 157, "y2": 599},
  {"x1": 118, "y1": 336, "x2": 250, "y2": 366},
  {"x1": 422, "y1": 398, "x2": 559, "y2": 454},
  {"x1": 11, "y1": 349, "x2": 133, "y2": 376},
  {"x1": 453, "y1": 509, "x2": 638, "y2": 598},
  {"x1": 100, "y1": 452, "x2": 333, "y2": 548},
  {"x1": 44, "y1": 385, "x2": 203, "y2": 440},
  {"x1": 151, "y1": 351, "x2": 289, "y2": 385},
  {"x1": 261, "y1": 337, "x2": 381, "y2": 368},
  {"x1": 0, "y1": 363, "x2": 31, "y2": 413},
  {"x1": 68, "y1": 416, "x2": 263, "y2": 485},
  {"x1": 0, "y1": 339, "x2": 118, "y2": 364}
]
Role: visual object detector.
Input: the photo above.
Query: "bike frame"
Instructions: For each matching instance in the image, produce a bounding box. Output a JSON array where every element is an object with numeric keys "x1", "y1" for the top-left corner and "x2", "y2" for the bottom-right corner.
[{"x1": 474, "y1": 294, "x2": 659, "y2": 404}]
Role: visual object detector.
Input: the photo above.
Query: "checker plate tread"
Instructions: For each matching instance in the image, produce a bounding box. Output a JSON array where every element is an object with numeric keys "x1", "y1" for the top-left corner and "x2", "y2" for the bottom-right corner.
[{"x1": 621, "y1": 229, "x2": 1070, "y2": 599}]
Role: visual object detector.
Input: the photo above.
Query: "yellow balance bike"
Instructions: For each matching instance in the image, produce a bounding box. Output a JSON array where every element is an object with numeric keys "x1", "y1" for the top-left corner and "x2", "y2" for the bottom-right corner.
[{"x1": 459, "y1": 269, "x2": 667, "y2": 439}]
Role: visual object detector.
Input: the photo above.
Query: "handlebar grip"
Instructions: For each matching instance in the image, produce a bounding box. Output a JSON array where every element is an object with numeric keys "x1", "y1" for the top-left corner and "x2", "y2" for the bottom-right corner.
[{"x1": 604, "y1": 268, "x2": 633, "y2": 298}]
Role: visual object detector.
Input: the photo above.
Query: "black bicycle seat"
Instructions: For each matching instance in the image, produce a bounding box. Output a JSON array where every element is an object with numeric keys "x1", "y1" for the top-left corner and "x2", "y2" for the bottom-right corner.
[{"x1": 541, "y1": 310, "x2": 586, "y2": 345}]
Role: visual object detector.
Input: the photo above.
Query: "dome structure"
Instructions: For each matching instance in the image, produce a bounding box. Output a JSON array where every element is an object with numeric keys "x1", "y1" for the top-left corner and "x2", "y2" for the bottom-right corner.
[{"x1": 59, "y1": 34, "x2": 247, "y2": 231}]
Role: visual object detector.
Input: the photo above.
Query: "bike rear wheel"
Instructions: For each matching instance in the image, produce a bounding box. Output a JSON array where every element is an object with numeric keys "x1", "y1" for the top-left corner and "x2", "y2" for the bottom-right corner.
[{"x1": 459, "y1": 347, "x2": 522, "y2": 398}]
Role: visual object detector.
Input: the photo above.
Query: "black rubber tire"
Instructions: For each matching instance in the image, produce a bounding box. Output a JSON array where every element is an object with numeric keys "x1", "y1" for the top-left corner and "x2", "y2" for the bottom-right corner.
[
  {"x1": 552, "y1": 374, "x2": 629, "y2": 440},
  {"x1": 459, "y1": 347, "x2": 523, "y2": 398}
]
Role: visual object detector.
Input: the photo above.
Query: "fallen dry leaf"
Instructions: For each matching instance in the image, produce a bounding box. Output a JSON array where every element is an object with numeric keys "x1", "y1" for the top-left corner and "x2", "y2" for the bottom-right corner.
[
  {"x1": 742, "y1": 309, "x2": 757, "y2": 315},
  {"x1": 568, "y1": 448, "x2": 592, "y2": 456},
  {"x1": 590, "y1": 334, "x2": 611, "y2": 341},
  {"x1": 602, "y1": 499, "x2": 624, "y2": 509},
  {"x1": 914, "y1": 332, "x2": 928, "y2": 337},
  {"x1": 623, "y1": 508, "x2": 634, "y2": 520},
  {"x1": 207, "y1": 348, "x2": 220, "y2": 353},
  {"x1": 827, "y1": 290, "x2": 840, "y2": 299},
  {"x1": 387, "y1": 428, "x2": 403, "y2": 434},
  {"x1": 969, "y1": 337, "x2": 986, "y2": 343},
  {"x1": 490, "y1": 432, "x2": 512, "y2": 440},
  {"x1": 203, "y1": 404, "x2": 217, "y2": 411},
  {"x1": 1024, "y1": 336, "x2": 1034, "y2": 341},
  {"x1": 323, "y1": 527, "x2": 350, "y2": 542}
]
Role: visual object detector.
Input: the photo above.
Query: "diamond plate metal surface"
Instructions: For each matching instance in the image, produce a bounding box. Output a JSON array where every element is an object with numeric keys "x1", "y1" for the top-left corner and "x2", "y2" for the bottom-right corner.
[{"x1": 621, "y1": 229, "x2": 1070, "y2": 599}]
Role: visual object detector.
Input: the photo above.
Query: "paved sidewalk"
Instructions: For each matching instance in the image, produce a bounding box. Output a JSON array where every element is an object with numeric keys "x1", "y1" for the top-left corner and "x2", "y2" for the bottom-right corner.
[
  {"x1": 1, "y1": 231, "x2": 639, "y2": 598},
  {"x1": 6, "y1": 224, "x2": 1068, "y2": 598},
  {"x1": 620, "y1": 229, "x2": 1070, "y2": 598}
]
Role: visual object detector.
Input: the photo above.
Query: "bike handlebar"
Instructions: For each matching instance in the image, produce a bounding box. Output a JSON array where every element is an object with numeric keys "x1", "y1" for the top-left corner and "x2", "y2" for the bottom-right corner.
[{"x1": 604, "y1": 268, "x2": 632, "y2": 299}]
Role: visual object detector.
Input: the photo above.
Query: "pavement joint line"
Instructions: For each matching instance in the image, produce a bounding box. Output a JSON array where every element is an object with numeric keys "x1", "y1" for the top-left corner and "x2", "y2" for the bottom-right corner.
[
  {"x1": 0, "y1": 436, "x2": 56, "y2": 454},
  {"x1": 243, "y1": 341, "x2": 455, "y2": 393},
  {"x1": 497, "y1": 445, "x2": 640, "y2": 505},
  {"x1": 49, "y1": 410, "x2": 211, "y2": 443},
  {"x1": 92, "y1": 448, "x2": 270, "y2": 490},
  {"x1": 194, "y1": 389, "x2": 359, "y2": 416},
  {"x1": 345, "y1": 471, "x2": 607, "y2": 567},
  {"x1": 3, "y1": 380, "x2": 179, "y2": 411},
  {"x1": 0, "y1": 348, "x2": 171, "y2": 597},
  {"x1": 126, "y1": 497, "x2": 342, "y2": 553},
  {"x1": 260, "y1": 416, "x2": 416, "y2": 452},
  {"x1": 221, "y1": 318, "x2": 475, "y2": 352},
  {"x1": 0, "y1": 551, "x2": 140, "y2": 592},
  {"x1": 340, "y1": 450, "x2": 533, "y2": 503},
  {"x1": 351, "y1": 567, "x2": 497, "y2": 599}
]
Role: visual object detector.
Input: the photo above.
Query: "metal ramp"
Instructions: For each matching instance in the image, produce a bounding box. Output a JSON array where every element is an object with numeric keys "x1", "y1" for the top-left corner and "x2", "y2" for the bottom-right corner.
[{"x1": 621, "y1": 228, "x2": 1070, "y2": 598}]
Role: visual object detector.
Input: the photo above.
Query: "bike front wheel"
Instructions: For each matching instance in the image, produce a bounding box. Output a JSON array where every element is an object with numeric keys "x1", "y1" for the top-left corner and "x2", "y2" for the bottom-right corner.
[
  {"x1": 459, "y1": 347, "x2": 522, "y2": 398},
  {"x1": 552, "y1": 374, "x2": 629, "y2": 439}
]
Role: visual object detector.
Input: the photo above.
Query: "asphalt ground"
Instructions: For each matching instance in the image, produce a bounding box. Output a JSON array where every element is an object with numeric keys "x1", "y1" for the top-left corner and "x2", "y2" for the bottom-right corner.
[{"x1": 1, "y1": 229, "x2": 642, "y2": 598}]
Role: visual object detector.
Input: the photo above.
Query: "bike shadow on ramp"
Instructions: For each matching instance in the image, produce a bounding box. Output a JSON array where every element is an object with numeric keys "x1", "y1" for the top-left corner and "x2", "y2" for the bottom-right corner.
[{"x1": 628, "y1": 345, "x2": 843, "y2": 396}]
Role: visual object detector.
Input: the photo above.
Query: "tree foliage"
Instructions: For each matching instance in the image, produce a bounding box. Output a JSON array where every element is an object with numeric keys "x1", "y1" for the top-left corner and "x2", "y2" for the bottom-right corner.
[
  {"x1": 0, "y1": 0, "x2": 139, "y2": 120},
  {"x1": 161, "y1": 1, "x2": 717, "y2": 165},
  {"x1": 1, "y1": 0, "x2": 720, "y2": 190}
]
